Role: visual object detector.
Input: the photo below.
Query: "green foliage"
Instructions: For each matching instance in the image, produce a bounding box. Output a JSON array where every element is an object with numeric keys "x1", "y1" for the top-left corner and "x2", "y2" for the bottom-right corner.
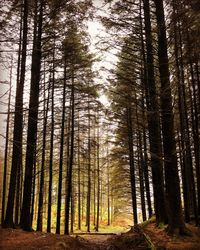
[{"x1": 158, "y1": 223, "x2": 165, "y2": 229}]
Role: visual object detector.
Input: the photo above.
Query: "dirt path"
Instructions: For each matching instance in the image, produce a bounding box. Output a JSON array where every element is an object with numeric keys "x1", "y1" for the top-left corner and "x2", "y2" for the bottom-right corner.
[
  {"x1": 2, "y1": 223, "x2": 199, "y2": 250},
  {"x1": 74, "y1": 234, "x2": 116, "y2": 249},
  {"x1": 78, "y1": 234, "x2": 115, "y2": 244},
  {"x1": 0, "y1": 229, "x2": 149, "y2": 250},
  {"x1": 75, "y1": 232, "x2": 149, "y2": 250}
]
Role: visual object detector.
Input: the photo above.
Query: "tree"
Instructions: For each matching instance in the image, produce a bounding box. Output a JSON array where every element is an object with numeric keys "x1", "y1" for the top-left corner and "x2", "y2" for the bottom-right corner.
[
  {"x1": 142, "y1": 0, "x2": 166, "y2": 224},
  {"x1": 20, "y1": 0, "x2": 44, "y2": 231},
  {"x1": 47, "y1": 39, "x2": 56, "y2": 233},
  {"x1": 154, "y1": 0, "x2": 188, "y2": 235},
  {"x1": 4, "y1": 0, "x2": 29, "y2": 228},
  {"x1": 56, "y1": 53, "x2": 67, "y2": 235},
  {"x1": 1, "y1": 57, "x2": 12, "y2": 225},
  {"x1": 37, "y1": 75, "x2": 50, "y2": 231}
]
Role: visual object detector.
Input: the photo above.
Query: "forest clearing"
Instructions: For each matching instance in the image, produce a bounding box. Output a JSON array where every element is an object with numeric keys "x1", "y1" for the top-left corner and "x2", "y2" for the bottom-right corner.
[{"x1": 0, "y1": 0, "x2": 200, "y2": 249}]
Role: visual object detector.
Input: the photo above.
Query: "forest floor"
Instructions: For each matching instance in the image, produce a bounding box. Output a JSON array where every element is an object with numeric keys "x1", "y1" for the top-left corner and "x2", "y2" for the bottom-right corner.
[{"x1": 0, "y1": 221, "x2": 200, "y2": 250}]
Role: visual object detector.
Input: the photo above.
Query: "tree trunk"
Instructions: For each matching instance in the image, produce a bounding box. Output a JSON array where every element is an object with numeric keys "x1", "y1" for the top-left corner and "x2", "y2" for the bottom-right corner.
[
  {"x1": 4, "y1": 0, "x2": 29, "y2": 228},
  {"x1": 56, "y1": 58, "x2": 67, "y2": 234},
  {"x1": 142, "y1": 0, "x2": 166, "y2": 224},
  {"x1": 30, "y1": 150, "x2": 37, "y2": 226},
  {"x1": 20, "y1": 0, "x2": 43, "y2": 231},
  {"x1": 93, "y1": 121, "x2": 96, "y2": 226},
  {"x1": 64, "y1": 65, "x2": 75, "y2": 235},
  {"x1": 1, "y1": 58, "x2": 12, "y2": 225},
  {"x1": 154, "y1": 0, "x2": 187, "y2": 235},
  {"x1": 126, "y1": 105, "x2": 138, "y2": 225},
  {"x1": 86, "y1": 97, "x2": 91, "y2": 232},
  {"x1": 77, "y1": 104, "x2": 81, "y2": 230},
  {"x1": 64, "y1": 115, "x2": 71, "y2": 234},
  {"x1": 135, "y1": 91, "x2": 147, "y2": 222},
  {"x1": 47, "y1": 42, "x2": 55, "y2": 233},
  {"x1": 96, "y1": 110, "x2": 100, "y2": 231},
  {"x1": 107, "y1": 131, "x2": 110, "y2": 226},
  {"x1": 37, "y1": 73, "x2": 50, "y2": 231}
]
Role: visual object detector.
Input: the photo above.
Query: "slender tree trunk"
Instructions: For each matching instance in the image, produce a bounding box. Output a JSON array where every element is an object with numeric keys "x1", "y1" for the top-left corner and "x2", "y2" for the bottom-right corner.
[
  {"x1": 47, "y1": 43, "x2": 55, "y2": 233},
  {"x1": 142, "y1": 127, "x2": 152, "y2": 218},
  {"x1": 70, "y1": 185, "x2": 74, "y2": 233},
  {"x1": 37, "y1": 74, "x2": 50, "y2": 231},
  {"x1": 126, "y1": 104, "x2": 138, "y2": 225},
  {"x1": 15, "y1": 158, "x2": 21, "y2": 225},
  {"x1": 82, "y1": 169, "x2": 85, "y2": 221},
  {"x1": 14, "y1": 13, "x2": 23, "y2": 225},
  {"x1": 141, "y1": 94, "x2": 152, "y2": 218},
  {"x1": 20, "y1": 0, "x2": 43, "y2": 231},
  {"x1": 106, "y1": 130, "x2": 110, "y2": 226},
  {"x1": 56, "y1": 58, "x2": 67, "y2": 234},
  {"x1": 137, "y1": 131, "x2": 147, "y2": 222},
  {"x1": 93, "y1": 121, "x2": 96, "y2": 226},
  {"x1": 4, "y1": 0, "x2": 29, "y2": 228},
  {"x1": 1, "y1": 58, "x2": 12, "y2": 225},
  {"x1": 30, "y1": 150, "x2": 37, "y2": 226},
  {"x1": 140, "y1": 54, "x2": 152, "y2": 219},
  {"x1": 65, "y1": 65, "x2": 75, "y2": 235},
  {"x1": 100, "y1": 176, "x2": 103, "y2": 222},
  {"x1": 64, "y1": 115, "x2": 71, "y2": 234},
  {"x1": 135, "y1": 91, "x2": 146, "y2": 221},
  {"x1": 86, "y1": 97, "x2": 91, "y2": 232},
  {"x1": 77, "y1": 104, "x2": 81, "y2": 230},
  {"x1": 14, "y1": 12, "x2": 23, "y2": 225},
  {"x1": 96, "y1": 111, "x2": 100, "y2": 231}
]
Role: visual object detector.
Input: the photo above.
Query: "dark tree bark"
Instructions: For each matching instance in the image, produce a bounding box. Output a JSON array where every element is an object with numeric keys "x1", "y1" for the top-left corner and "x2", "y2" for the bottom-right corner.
[
  {"x1": 188, "y1": 70, "x2": 200, "y2": 221},
  {"x1": 126, "y1": 104, "x2": 138, "y2": 225},
  {"x1": 70, "y1": 185, "x2": 74, "y2": 233},
  {"x1": 64, "y1": 115, "x2": 71, "y2": 234},
  {"x1": 135, "y1": 90, "x2": 147, "y2": 222},
  {"x1": 4, "y1": 0, "x2": 29, "y2": 228},
  {"x1": 107, "y1": 152, "x2": 110, "y2": 226},
  {"x1": 1, "y1": 58, "x2": 12, "y2": 225},
  {"x1": 30, "y1": 150, "x2": 37, "y2": 226},
  {"x1": 106, "y1": 131, "x2": 110, "y2": 226},
  {"x1": 56, "y1": 58, "x2": 67, "y2": 234},
  {"x1": 138, "y1": 139, "x2": 147, "y2": 222},
  {"x1": 86, "y1": 97, "x2": 91, "y2": 232},
  {"x1": 140, "y1": 42, "x2": 152, "y2": 219},
  {"x1": 37, "y1": 74, "x2": 50, "y2": 231},
  {"x1": 93, "y1": 122, "x2": 96, "y2": 226},
  {"x1": 154, "y1": 0, "x2": 187, "y2": 235},
  {"x1": 20, "y1": 0, "x2": 43, "y2": 231},
  {"x1": 141, "y1": 91, "x2": 152, "y2": 219},
  {"x1": 77, "y1": 105, "x2": 81, "y2": 230},
  {"x1": 64, "y1": 65, "x2": 75, "y2": 235},
  {"x1": 142, "y1": 0, "x2": 167, "y2": 224},
  {"x1": 136, "y1": 113, "x2": 146, "y2": 221},
  {"x1": 172, "y1": 5, "x2": 198, "y2": 223},
  {"x1": 186, "y1": 31, "x2": 200, "y2": 223},
  {"x1": 142, "y1": 127, "x2": 152, "y2": 219},
  {"x1": 96, "y1": 110, "x2": 100, "y2": 231},
  {"x1": 47, "y1": 42, "x2": 55, "y2": 233},
  {"x1": 14, "y1": 10, "x2": 23, "y2": 225},
  {"x1": 172, "y1": 6, "x2": 190, "y2": 222},
  {"x1": 178, "y1": 25, "x2": 197, "y2": 224}
]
